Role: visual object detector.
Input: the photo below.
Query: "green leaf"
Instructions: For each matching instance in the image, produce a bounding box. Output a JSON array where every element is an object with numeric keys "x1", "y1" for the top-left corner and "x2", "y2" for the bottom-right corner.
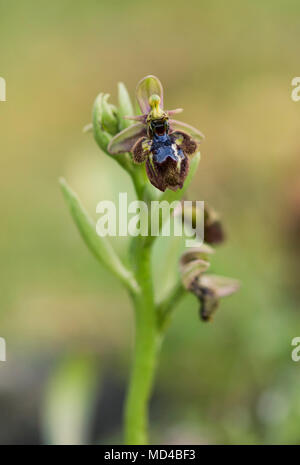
[{"x1": 60, "y1": 178, "x2": 139, "y2": 294}]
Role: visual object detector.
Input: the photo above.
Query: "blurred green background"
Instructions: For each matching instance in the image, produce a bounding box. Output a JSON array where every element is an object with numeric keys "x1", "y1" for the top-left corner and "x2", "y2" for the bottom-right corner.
[{"x1": 0, "y1": 0, "x2": 300, "y2": 445}]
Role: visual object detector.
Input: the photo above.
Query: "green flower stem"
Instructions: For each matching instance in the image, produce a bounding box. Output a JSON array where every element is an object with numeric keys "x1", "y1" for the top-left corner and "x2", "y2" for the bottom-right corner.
[
  {"x1": 123, "y1": 157, "x2": 201, "y2": 443},
  {"x1": 129, "y1": 165, "x2": 148, "y2": 201},
  {"x1": 157, "y1": 280, "x2": 187, "y2": 331},
  {"x1": 124, "y1": 240, "x2": 160, "y2": 445}
]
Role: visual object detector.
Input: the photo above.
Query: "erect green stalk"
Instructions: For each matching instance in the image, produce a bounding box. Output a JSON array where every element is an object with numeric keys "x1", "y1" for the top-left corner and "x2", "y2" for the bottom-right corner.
[
  {"x1": 123, "y1": 157, "x2": 201, "y2": 443},
  {"x1": 157, "y1": 280, "x2": 186, "y2": 331},
  {"x1": 124, "y1": 240, "x2": 160, "y2": 445}
]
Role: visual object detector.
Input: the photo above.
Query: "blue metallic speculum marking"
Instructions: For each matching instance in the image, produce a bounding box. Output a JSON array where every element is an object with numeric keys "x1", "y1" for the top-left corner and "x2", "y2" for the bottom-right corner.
[
  {"x1": 151, "y1": 135, "x2": 184, "y2": 163},
  {"x1": 149, "y1": 119, "x2": 185, "y2": 164}
]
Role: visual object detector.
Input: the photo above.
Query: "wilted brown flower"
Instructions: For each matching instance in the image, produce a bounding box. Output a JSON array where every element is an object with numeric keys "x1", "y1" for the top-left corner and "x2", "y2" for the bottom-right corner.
[{"x1": 180, "y1": 246, "x2": 239, "y2": 322}]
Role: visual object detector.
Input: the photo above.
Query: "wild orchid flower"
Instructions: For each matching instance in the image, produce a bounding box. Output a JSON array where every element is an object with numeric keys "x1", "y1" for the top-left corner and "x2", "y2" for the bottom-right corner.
[{"x1": 108, "y1": 75, "x2": 204, "y2": 192}]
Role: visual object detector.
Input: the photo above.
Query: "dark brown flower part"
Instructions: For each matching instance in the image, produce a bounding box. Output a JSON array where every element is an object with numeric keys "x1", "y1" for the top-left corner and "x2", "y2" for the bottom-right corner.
[
  {"x1": 189, "y1": 279, "x2": 219, "y2": 322},
  {"x1": 190, "y1": 274, "x2": 240, "y2": 322},
  {"x1": 132, "y1": 129, "x2": 198, "y2": 192},
  {"x1": 179, "y1": 201, "x2": 225, "y2": 245},
  {"x1": 132, "y1": 137, "x2": 151, "y2": 163},
  {"x1": 172, "y1": 131, "x2": 198, "y2": 155},
  {"x1": 204, "y1": 204, "x2": 225, "y2": 245},
  {"x1": 145, "y1": 151, "x2": 190, "y2": 192}
]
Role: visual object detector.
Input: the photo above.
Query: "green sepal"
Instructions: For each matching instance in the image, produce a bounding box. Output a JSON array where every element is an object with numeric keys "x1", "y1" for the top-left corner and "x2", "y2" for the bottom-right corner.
[
  {"x1": 118, "y1": 82, "x2": 134, "y2": 130},
  {"x1": 92, "y1": 93, "x2": 133, "y2": 172}
]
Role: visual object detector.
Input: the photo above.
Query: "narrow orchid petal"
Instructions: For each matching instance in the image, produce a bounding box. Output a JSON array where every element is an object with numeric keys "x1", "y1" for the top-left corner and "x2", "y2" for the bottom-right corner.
[
  {"x1": 107, "y1": 123, "x2": 147, "y2": 155},
  {"x1": 83, "y1": 123, "x2": 93, "y2": 133},
  {"x1": 136, "y1": 75, "x2": 164, "y2": 114},
  {"x1": 200, "y1": 275, "x2": 240, "y2": 298},
  {"x1": 123, "y1": 114, "x2": 147, "y2": 123},
  {"x1": 170, "y1": 119, "x2": 205, "y2": 142},
  {"x1": 167, "y1": 108, "x2": 183, "y2": 116}
]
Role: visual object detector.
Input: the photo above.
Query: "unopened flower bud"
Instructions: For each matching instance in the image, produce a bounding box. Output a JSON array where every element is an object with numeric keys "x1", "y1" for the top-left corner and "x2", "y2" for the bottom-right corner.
[
  {"x1": 92, "y1": 93, "x2": 121, "y2": 154},
  {"x1": 101, "y1": 93, "x2": 119, "y2": 135},
  {"x1": 92, "y1": 93, "x2": 112, "y2": 153},
  {"x1": 118, "y1": 82, "x2": 134, "y2": 131}
]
